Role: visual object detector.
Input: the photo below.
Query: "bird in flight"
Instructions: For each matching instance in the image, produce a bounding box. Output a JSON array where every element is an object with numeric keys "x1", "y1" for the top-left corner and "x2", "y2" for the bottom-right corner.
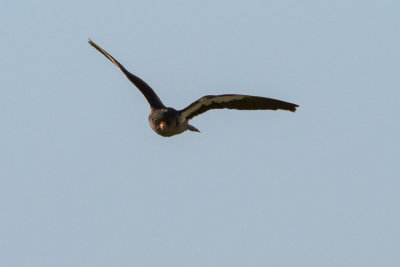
[{"x1": 88, "y1": 39, "x2": 299, "y2": 137}]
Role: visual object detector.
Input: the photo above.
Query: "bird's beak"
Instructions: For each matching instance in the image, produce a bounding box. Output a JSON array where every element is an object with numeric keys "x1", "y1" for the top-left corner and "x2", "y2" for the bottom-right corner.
[{"x1": 159, "y1": 121, "x2": 166, "y2": 130}]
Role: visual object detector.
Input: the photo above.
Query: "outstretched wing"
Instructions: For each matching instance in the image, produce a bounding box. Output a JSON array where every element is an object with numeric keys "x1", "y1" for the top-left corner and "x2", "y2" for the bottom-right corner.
[
  {"x1": 88, "y1": 39, "x2": 165, "y2": 109},
  {"x1": 180, "y1": 94, "x2": 298, "y2": 120}
]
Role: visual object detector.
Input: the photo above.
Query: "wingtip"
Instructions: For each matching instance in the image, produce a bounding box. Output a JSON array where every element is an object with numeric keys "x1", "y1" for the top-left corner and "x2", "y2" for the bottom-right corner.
[{"x1": 290, "y1": 104, "x2": 299, "y2": 112}]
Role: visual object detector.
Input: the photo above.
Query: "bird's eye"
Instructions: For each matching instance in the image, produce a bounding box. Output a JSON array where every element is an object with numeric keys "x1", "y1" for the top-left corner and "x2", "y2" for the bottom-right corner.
[{"x1": 153, "y1": 119, "x2": 157, "y2": 124}]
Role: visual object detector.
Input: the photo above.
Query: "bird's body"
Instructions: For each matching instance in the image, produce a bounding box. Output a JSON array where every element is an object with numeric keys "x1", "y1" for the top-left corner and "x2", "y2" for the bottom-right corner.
[{"x1": 88, "y1": 39, "x2": 299, "y2": 137}]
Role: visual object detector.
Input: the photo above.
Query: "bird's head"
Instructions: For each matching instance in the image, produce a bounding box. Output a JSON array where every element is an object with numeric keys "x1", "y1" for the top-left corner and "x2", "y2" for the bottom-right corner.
[{"x1": 148, "y1": 109, "x2": 178, "y2": 137}]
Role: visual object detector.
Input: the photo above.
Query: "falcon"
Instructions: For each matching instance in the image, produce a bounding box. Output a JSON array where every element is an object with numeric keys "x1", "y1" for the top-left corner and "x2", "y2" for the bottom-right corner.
[{"x1": 88, "y1": 39, "x2": 299, "y2": 137}]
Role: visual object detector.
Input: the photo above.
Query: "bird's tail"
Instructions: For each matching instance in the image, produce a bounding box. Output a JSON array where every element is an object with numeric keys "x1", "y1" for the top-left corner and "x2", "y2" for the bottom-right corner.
[{"x1": 188, "y1": 124, "x2": 200, "y2": 133}]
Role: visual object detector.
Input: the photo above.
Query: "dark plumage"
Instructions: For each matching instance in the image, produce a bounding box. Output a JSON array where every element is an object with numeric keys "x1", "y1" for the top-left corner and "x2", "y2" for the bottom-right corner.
[{"x1": 89, "y1": 39, "x2": 299, "y2": 137}]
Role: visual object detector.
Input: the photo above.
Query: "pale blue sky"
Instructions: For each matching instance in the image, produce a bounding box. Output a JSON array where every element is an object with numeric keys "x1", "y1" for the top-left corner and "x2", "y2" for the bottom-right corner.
[{"x1": 1, "y1": 0, "x2": 399, "y2": 266}]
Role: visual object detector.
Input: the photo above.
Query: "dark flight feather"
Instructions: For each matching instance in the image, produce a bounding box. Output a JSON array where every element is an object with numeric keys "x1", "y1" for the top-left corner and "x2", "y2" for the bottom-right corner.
[
  {"x1": 180, "y1": 94, "x2": 298, "y2": 120},
  {"x1": 88, "y1": 39, "x2": 165, "y2": 109}
]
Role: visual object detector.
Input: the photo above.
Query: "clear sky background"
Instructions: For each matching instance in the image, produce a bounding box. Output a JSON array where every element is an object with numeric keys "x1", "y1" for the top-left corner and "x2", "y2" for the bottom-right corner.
[{"x1": 1, "y1": 0, "x2": 399, "y2": 266}]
